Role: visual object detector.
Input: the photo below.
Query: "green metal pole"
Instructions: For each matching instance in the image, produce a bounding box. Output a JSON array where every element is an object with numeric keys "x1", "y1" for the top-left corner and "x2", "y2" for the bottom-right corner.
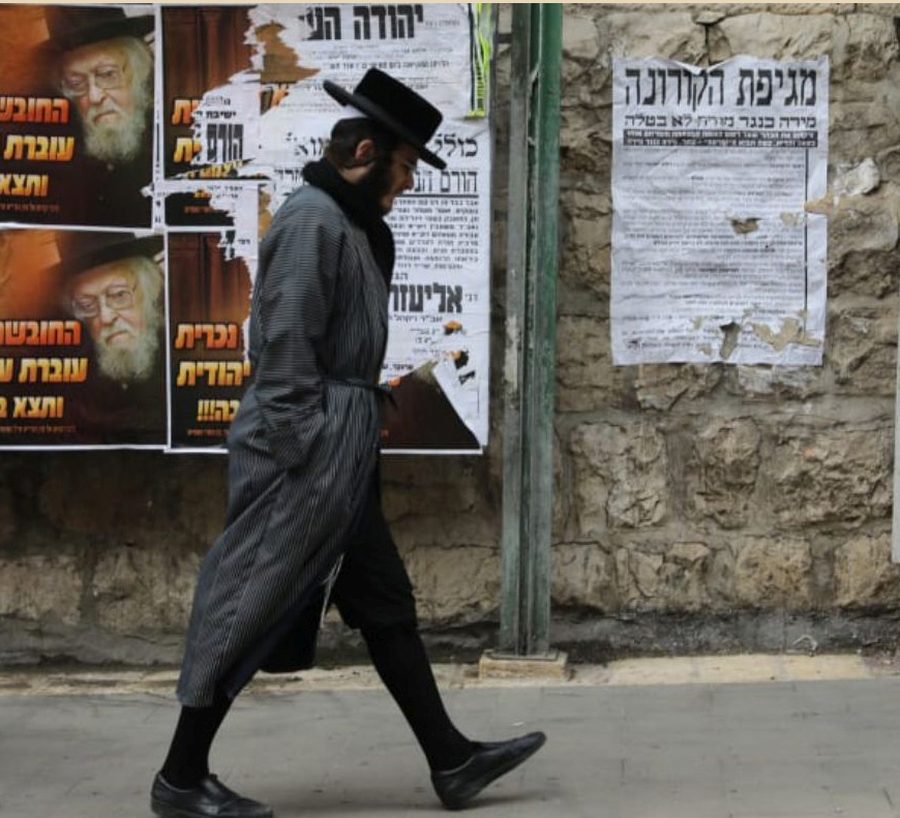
[{"x1": 500, "y1": 4, "x2": 562, "y2": 656}]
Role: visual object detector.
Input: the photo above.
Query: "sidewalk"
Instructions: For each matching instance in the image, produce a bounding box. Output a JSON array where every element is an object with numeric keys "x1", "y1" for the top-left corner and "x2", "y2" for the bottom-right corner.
[{"x1": 2, "y1": 655, "x2": 900, "y2": 818}]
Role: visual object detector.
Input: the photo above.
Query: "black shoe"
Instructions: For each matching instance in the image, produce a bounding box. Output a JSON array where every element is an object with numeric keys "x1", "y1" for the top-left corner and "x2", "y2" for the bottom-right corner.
[
  {"x1": 150, "y1": 773, "x2": 274, "y2": 818},
  {"x1": 431, "y1": 731, "x2": 547, "y2": 810}
]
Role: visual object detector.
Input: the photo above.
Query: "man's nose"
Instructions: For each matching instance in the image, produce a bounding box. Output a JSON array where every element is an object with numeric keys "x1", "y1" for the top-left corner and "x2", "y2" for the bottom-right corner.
[
  {"x1": 87, "y1": 78, "x2": 107, "y2": 105},
  {"x1": 97, "y1": 300, "x2": 118, "y2": 324},
  {"x1": 404, "y1": 171, "x2": 415, "y2": 191}
]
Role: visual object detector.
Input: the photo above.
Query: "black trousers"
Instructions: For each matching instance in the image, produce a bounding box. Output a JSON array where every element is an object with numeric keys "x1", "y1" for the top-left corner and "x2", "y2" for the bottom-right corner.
[{"x1": 329, "y1": 478, "x2": 418, "y2": 634}]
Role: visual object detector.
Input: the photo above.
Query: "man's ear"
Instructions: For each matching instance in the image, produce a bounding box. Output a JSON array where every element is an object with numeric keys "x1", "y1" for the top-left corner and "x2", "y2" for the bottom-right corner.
[{"x1": 353, "y1": 138, "x2": 377, "y2": 166}]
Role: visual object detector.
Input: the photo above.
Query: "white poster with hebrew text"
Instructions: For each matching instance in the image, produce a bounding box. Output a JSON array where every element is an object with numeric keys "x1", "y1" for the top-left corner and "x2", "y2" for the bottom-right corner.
[{"x1": 611, "y1": 56, "x2": 829, "y2": 365}]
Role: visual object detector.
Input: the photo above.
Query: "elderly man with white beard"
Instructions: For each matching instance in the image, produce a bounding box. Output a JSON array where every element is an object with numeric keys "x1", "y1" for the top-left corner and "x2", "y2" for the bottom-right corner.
[
  {"x1": 57, "y1": 231, "x2": 166, "y2": 445},
  {"x1": 44, "y1": 6, "x2": 155, "y2": 228}
]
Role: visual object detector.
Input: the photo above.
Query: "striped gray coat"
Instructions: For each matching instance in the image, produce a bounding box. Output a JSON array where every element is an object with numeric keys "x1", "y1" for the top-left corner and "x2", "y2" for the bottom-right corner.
[{"x1": 177, "y1": 185, "x2": 388, "y2": 707}]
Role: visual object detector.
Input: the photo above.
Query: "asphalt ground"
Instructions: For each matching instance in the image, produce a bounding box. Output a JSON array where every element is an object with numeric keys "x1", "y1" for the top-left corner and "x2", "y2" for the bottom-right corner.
[{"x1": 3, "y1": 654, "x2": 900, "y2": 818}]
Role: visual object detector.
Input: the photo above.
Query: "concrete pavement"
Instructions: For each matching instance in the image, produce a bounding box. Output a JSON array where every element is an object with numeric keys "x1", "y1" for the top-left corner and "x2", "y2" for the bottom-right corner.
[{"x1": 3, "y1": 655, "x2": 900, "y2": 818}]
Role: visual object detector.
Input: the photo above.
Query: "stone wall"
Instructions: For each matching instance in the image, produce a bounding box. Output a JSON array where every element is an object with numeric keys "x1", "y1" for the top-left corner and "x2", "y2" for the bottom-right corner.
[
  {"x1": 1, "y1": 4, "x2": 899, "y2": 666},
  {"x1": 552, "y1": 3, "x2": 900, "y2": 656}
]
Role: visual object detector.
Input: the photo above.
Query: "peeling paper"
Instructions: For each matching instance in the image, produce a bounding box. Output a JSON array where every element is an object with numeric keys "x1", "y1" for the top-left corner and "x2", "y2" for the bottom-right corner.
[
  {"x1": 246, "y1": 6, "x2": 315, "y2": 76},
  {"x1": 752, "y1": 318, "x2": 821, "y2": 351},
  {"x1": 719, "y1": 321, "x2": 742, "y2": 359},
  {"x1": 611, "y1": 55, "x2": 829, "y2": 366},
  {"x1": 780, "y1": 212, "x2": 804, "y2": 227},
  {"x1": 729, "y1": 217, "x2": 759, "y2": 235},
  {"x1": 207, "y1": 184, "x2": 261, "y2": 269},
  {"x1": 191, "y1": 74, "x2": 261, "y2": 170},
  {"x1": 433, "y1": 352, "x2": 481, "y2": 435},
  {"x1": 834, "y1": 157, "x2": 880, "y2": 198}
]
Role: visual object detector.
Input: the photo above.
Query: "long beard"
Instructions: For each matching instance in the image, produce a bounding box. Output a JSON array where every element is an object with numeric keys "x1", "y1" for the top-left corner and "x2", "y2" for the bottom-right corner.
[
  {"x1": 82, "y1": 84, "x2": 150, "y2": 164},
  {"x1": 96, "y1": 308, "x2": 160, "y2": 384},
  {"x1": 83, "y1": 75, "x2": 153, "y2": 164}
]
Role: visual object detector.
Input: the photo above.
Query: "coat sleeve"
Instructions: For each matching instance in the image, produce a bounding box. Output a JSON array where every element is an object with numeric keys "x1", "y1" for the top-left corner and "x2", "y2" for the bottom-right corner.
[{"x1": 252, "y1": 197, "x2": 344, "y2": 471}]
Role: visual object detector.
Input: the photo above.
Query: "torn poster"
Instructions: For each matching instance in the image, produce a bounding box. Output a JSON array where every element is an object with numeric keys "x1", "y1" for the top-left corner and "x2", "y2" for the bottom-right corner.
[
  {"x1": 611, "y1": 56, "x2": 829, "y2": 365},
  {"x1": 158, "y1": 3, "x2": 491, "y2": 453},
  {"x1": 380, "y1": 116, "x2": 491, "y2": 450}
]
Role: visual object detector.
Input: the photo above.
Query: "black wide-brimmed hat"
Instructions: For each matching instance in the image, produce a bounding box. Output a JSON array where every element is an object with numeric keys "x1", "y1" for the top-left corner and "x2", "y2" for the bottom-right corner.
[
  {"x1": 51, "y1": 231, "x2": 162, "y2": 282},
  {"x1": 323, "y1": 68, "x2": 446, "y2": 170},
  {"x1": 41, "y1": 6, "x2": 154, "y2": 56}
]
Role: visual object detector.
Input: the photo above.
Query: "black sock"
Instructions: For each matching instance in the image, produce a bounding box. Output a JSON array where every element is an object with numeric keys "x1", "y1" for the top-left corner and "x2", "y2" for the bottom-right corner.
[
  {"x1": 362, "y1": 623, "x2": 473, "y2": 771},
  {"x1": 160, "y1": 691, "x2": 232, "y2": 789}
]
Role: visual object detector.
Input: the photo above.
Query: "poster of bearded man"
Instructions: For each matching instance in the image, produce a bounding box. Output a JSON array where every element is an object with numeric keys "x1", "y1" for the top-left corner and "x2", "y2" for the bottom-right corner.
[
  {"x1": 0, "y1": 5, "x2": 156, "y2": 229},
  {"x1": 0, "y1": 228, "x2": 166, "y2": 448}
]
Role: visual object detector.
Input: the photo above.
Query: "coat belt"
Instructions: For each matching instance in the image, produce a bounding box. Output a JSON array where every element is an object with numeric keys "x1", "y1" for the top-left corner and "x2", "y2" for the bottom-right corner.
[{"x1": 323, "y1": 376, "x2": 396, "y2": 407}]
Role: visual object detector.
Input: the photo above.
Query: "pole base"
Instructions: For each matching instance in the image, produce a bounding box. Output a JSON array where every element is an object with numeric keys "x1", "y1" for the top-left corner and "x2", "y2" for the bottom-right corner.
[{"x1": 478, "y1": 649, "x2": 569, "y2": 681}]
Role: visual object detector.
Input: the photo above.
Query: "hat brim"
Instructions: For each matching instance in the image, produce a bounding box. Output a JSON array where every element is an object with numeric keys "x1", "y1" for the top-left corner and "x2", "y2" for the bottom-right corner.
[
  {"x1": 54, "y1": 235, "x2": 163, "y2": 282},
  {"x1": 40, "y1": 14, "x2": 154, "y2": 57},
  {"x1": 323, "y1": 79, "x2": 446, "y2": 170}
]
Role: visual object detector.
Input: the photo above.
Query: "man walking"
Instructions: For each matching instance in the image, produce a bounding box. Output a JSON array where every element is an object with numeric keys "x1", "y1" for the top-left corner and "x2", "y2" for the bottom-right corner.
[{"x1": 152, "y1": 69, "x2": 545, "y2": 818}]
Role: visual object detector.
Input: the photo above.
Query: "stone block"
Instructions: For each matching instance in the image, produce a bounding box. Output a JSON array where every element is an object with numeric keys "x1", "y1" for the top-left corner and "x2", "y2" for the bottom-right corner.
[
  {"x1": 0, "y1": 555, "x2": 82, "y2": 625},
  {"x1": 570, "y1": 422, "x2": 669, "y2": 535},
  {"x1": 834, "y1": 14, "x2": 900, "y2": 82},
  {"x1": 830, "y1": 77, "x2": 900, "y2": 159},
  {"x1": 831, "y1": 79, "x2": 896, "y2": 130},
  {"x1": 769, "y1": 424, "x2": 893, "y2": 525},
  {"x1": 726, "y1": 365, "x2": 825, "y2": 401},
  {"x1": 615, "y1": 542, "x2": 712, "y2": 612},
  {"x1": 402, "y1": 545, "x2": 499, "y2": 624},
  {"x1": 828, "y1": 245, "x2": 900, "y2": 300},
  {"x1": 552, "y1": 543, "x2": 617, "y2": 611},
  {"x1": 827, "y1": 305, "x2": 897, "y2": 396},
  {"x1": 685, "y1": 419, "x2": 762, "y2": 529},
  {"x1": 38, "y1": 452, "x2": 169, "y2": 543},
  {"x1": 616, "y1": 548, "x2": 663, "y2": 609},
  {"x1": 388, "y1": 510, "x2": 498, "y2": 551},
  {"x1": 709, "y1": 12, "x2": 835, "y2": 64},
  {"x1": 878, "y1": 145, "x2": 900, "y2": 186},
  {"x1": 634, "y1": 364, "x2": 724, "y2": 411},
  {"x1": 562, "y1": 189, "x2": 612, "y2": 218},
  {"x1": 556, "y1": 317, "x2": 632, "y2": 411},
  {"x1": 560, "y1": 105, "x2": 611, "y2": 174},
  {"x1": 829, "y1": 191, "x2": 900, "y2": 259},
  {"x1": 563, "y1": 14, "x2": 600, "y2": 62},
  {"x1": 91, "y1": 546, "x2": 200, "y2": 633},
  {"x1": 177, "y1": 462, "x2": 228, "y2": 548},
  {"x1": 560, "y1": 213, "x2": 610, "y2": 300},
  {"x1": 598, "y1": 12, "x2": 707, "y2": 64},
  {"x1": 707, "y1": 545, "x2": 737, "y2": 606},
  {"x1": 659, "y1": 542, "x2": 714, "y2": 611},
  {"x1": 827, "y1": 187, "x2": 900, "y2": 298},
  {"x1": 834, "y1": 533, "x2": 900, "y2": 608},
  {"x1": 382, "y1": 458, "x2": 498, "y2": 549},
  {"x1": 834, "y1": 158, "x2": 881, "y2": 198},
  {"x1": 733, "y1": 537, "x2": 813, "y2": 608}
]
